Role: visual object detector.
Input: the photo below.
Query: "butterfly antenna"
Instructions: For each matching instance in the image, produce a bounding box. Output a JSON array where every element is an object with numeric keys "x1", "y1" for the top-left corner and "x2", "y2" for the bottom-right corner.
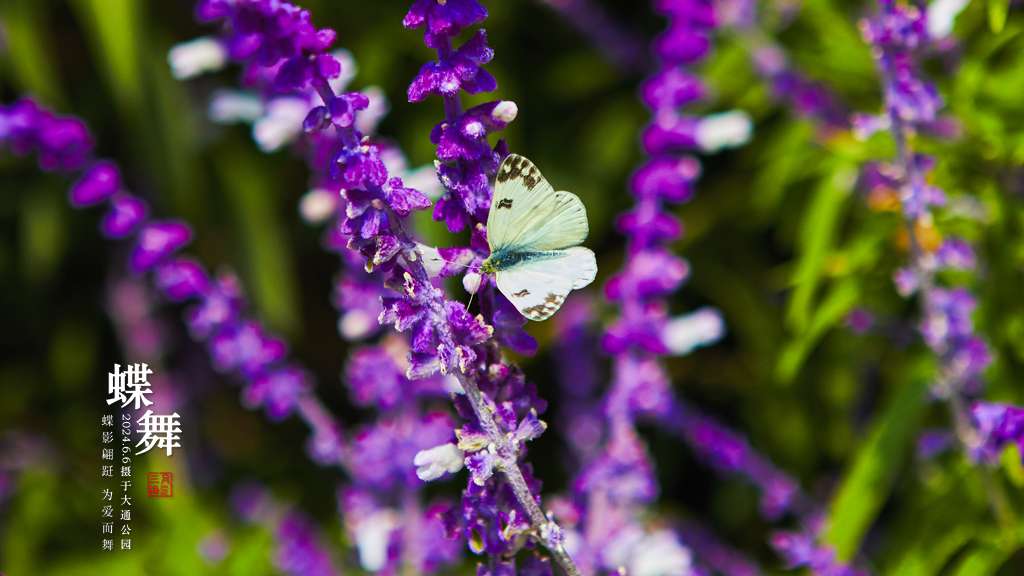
[
  {"x1": 425, "y1": 255, "x2": 482, "y2": 272},
  {"x1": 467, "y1": 291, "x2": 476, "y2": 311}
]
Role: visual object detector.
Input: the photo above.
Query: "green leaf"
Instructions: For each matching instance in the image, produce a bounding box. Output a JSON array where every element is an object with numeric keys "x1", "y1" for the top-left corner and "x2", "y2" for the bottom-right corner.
[
  {"x1": 0, "y1": 0, "x2": 66, "y2": 107},
  {"x1": 890, "y1": 527, "x2": 974, "y2": 576},
  {"x1": 1001, "y1": 443, "x2": 1024, "y2": 487},
  {"x1": 69, "y1": 0, "x2": 145, "y2": 118},
  {"x1": 948, "y1": 544, "x2": 1014, "y2": 576},
  {"x1": 786, "y1": 162, "x2": 857, "y2": 333},
  {"x1": 822, "y1": 366, "x2": 929, "y2": 559},
  {"x1": 20, "y1": 182, "x2": 67, "y2": 284},
  {"x1": 748, "y1": 122, "x2": 817, "y2": 217},
  {"x1": 774, "y1": 278, "x2": 860, "y2": 385},
  {"x1": 988, "y1": 0, "x2": 1011, "y2": 34},
  {"x1": 216, "y1": 143, "x2": 302, "y2": 337}
]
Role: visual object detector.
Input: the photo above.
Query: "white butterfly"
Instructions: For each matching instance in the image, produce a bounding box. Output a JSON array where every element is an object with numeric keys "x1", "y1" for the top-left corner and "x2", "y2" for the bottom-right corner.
[{"x1": 480, "y1": 154, "x2": 597, "y2": 321}]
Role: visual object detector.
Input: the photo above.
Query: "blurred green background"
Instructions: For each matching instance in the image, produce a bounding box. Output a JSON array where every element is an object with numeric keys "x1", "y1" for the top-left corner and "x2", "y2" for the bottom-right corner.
[{"x1": 4, "y1": 0, "x2": 1024, "y2": 574}]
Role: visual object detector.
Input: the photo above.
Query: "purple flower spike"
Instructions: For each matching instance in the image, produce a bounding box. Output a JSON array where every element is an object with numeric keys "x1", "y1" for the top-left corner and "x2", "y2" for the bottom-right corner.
[
  {"x1": 186, "y1": 273, "x2": 243, "y2": 339},
  {"x1": 347, "y1": 411, "x2": 455, "y2": 490},
  {"x1": 936, "y1": 237, "x2": 976, "y2": 270},
  {"x1": 328, "y1": 92, "x2": 370, "y2": 129},
  {"x1": 129, "y1": 221, "x2": 193, "y2": 273},
  {"x1": 971, "y1": 402, "x2": 1024, "y2": 463},
  {"x1": 408, "y1": 30, "x2": 496, "y2": 102},
  {"x1": 631, "y1": 156, "x2": 701, "y2": 202},
  {"x1": 274, "y1": 511, "x2": 342, "y2": 576},
  {"x1": 0, "y1": 98, "x2": 94, "y2": 172},
  {"x1": 771, "y1": 531, "x2": 866, "y2": 576},
  {"x1": 275, "y1": 56, "x2": 315, "y2": 92},
  {"x1": 244, "y1": 366, "x2": 311, "y2": 421},
  {"x1": 654, "y1": 26, "x2": 711, "y2": 65},
  {"x1": 69, "y1": 160, "x2": 121, "y2": 206},
  {"x1": 35, "y1": 115, "x2": 94, "y2": 172},
  {"x1": 101, "y1": 193, "x2": 148, "y2": 239},
  {"x1": 641, "y1": 68, "x2": 706, "y2": 110},
  {"x1": 303, "y1": 106, "x2": 331, "y2": 133},
  {"x1": 153, "y1": 257, "x2": 211, "y2": 302},
  {"x1": 209, "y1": 321, "x2": 287, "y2": 378},
  {"x1": 404, "y1": 0, "x2": 487, "y2": 36}
]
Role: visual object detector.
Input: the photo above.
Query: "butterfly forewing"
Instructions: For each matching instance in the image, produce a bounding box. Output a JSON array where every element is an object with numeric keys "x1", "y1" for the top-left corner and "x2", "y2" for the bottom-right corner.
[
  {"x1": 496, "y1": 247, "x2": 597, "y2": 321},
  {"x1": 488, "y1": 155, "x2": 589, "y2": 252}
]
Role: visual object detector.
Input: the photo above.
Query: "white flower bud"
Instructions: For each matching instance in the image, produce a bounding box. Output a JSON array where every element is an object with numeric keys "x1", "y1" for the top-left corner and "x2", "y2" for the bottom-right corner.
[
  {"x1": 492, "y1": 100, "x2": 518, "y2": 123},
  {"x1": 298, "y1": 189, "x2": 338, "y2": 224},
  {"x1": 354, "y1": 510, "x2": 396, "y2": 572},
  {"x1": 695, "y1": 110, "x2": 752, "y2": 153},
  {"x1": 629, "y1": 530, "x2": 693, "y2": 576},
  {"x1": 339, "y1": 310, "x2": 376, "y2": 341},
  {"x1": 168, "y1": 37, "x2": 227, "y2": 80},
  {"x1": 252, "y1": 97, "x2": 310, "y2": 152},
  {"x1": 663, "y1": 306, "x2": 725, "y2": 356},
  {"x1": 414, "y1": 443, "x2": 465, "y2": 481},
  {"x1": 208, "y1": 90, "x2": 264, "y2": 125}
]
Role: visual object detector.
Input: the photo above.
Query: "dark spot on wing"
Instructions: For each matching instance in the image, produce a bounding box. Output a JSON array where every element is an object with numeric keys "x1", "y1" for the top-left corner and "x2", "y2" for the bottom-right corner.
[
  {"x1": 521, "y1": 292, "x2": 565, "y2": 321},
  {"x1": 497, "y1": 198, "x2": 513, "y2": 209},
  {"x1": 513, "y1": 289, "x2": 530, "y2": 297},
  {"x1": 496, "y1": 155, "x2": 543, "y2": 190},
  {"x1": 520, "y1": 168, "x2": 541, "y2": 190}
]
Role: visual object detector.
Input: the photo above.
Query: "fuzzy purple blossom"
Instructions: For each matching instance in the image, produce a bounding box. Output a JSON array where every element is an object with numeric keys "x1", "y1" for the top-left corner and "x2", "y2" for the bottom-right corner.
[
  {"x1": 0, "y1": 98, "x2": 93, "y2": 171},
  {"x1": 771, "y1": 532, "x2": 866, "y2": 576},
  {"x1": 970, "y1": 402, "x2": 1024, "y2": 463},
  {"x1": 2, "y1": 93, "x2": 357, "y2": 573},
  {"x1": 232, "y1": 483, "x2": 342, "y2": 576},
  {"x1": 69, "y1": 160, "x2": 121, "y2": 206},
  {"x1": 858, "y1": 0, "x2": 1002, "y2": 525}
]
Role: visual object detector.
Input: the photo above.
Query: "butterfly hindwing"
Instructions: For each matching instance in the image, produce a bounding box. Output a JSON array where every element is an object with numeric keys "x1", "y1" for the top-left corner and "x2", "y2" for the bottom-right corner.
[
  {"x1": 496, "y1": 247, "x2": 597, "y2": 321},
  {"x1": 488, "y1": 155, "x2": 589, "y2": 252}
]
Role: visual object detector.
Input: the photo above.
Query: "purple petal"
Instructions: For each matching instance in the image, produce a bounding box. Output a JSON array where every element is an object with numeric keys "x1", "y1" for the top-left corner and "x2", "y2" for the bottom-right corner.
[
  {"x1": 69, "y1": 160, "x2": 121, "y2": 207},
  {"x1": 101, "y1": 193, "x2": 148, "y2": 239},
  {"x1": 129, "y1": 221, "x2": 192, "y2": 273}
]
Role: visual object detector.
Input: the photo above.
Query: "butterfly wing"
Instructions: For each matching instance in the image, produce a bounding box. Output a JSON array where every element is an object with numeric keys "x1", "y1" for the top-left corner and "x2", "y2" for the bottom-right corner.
[
  {"x1": 488, "y1": 155, "x2": 589, "y2": 252},
  {"x1": 496, "y1": 247, "x2": 597, "y2": 321}
]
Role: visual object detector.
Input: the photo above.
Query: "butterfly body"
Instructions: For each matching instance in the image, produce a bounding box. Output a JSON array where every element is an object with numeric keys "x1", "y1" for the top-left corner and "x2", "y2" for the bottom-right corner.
[
  {"x1": 483, "y1": 154, "x2": 597, "y2": 321},
  {"x1": 480, "y1": 248, "x2": 565, "y2": 274}
]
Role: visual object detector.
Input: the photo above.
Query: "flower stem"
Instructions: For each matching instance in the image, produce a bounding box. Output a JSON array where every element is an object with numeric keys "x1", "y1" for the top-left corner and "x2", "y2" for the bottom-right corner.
[
  {"x1": 453, "y1": 370, "x2": 584, "y2": 576},
  {"x1": 884, "y1": 72, "x2": 1018, "y2": 536}
]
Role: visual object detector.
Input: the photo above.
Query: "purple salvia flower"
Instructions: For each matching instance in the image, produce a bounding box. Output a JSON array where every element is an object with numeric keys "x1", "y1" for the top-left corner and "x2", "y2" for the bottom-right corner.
[
  {"x1": 69, "y1": 160, "x2": 120, "y2": 206},
  {"x1": 129, "y1": 221, "x2": 193, "y2": 273},
  {"x1": 845, "y1": 307, "x2": 875, "y2": 334},
  {"x1": 2, "y1": 93, "x2": 358, "y2": 576},
  {"x1": 231, "y1": 483, "x2": 341, "y2": 576},
  {"x1": 771, "y1": 532, "x2": 867, "y2": 576},
  {"x1": 275, "y1": 511, "x2": 341, "y2": 576},
  {"x1": 408, "y1": 30, "x2": 497, "y2": 102},
  {"x1": 935, "y1": 237, "x2": 975, "y2": 269},
  {"x1": 347, "y1": 411, "x2": 456, "y2": 491},
  {"x1": 101, "y1": 193, "x2": 149, "y2": 239},
  {"x1": 917, "y1": 428, "x2": 955, "y2": 459},
  {"x1": 344, "y1": 340, "x2": 451, "y2": 410},
  {"x1": 208, "y1": 320, "x2": 288, "y2": 378},
  {"x1": 404, "y1": 0, "x2": 488, "y2": 37},
  {"x1": 971, "y1": 402, "x2": 1024, "y2": 463},
  {"x1": 153, "y1": 257, "x2": 211, "y2": 302},
  {"x1": 185, "y1": 271, "x2": 244, "y2": 339},
  {"x1": 0, "y1": 98, "x2": 93, "y2": 171},
  {"x1": 244, "y1": 366, "x2": 311, "y2": 421}
]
